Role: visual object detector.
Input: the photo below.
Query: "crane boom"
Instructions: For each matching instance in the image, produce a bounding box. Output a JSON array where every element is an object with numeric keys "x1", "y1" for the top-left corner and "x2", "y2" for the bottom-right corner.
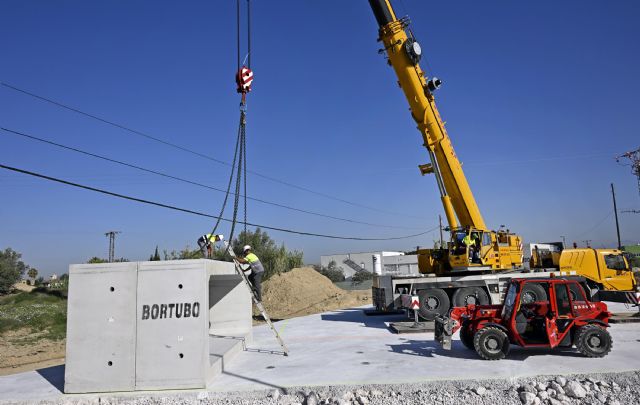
[{"x1": 368, "y1": 0, "x2": 486, "y2": 231}]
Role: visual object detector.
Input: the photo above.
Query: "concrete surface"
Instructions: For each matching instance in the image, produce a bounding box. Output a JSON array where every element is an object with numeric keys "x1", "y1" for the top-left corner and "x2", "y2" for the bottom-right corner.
[{"x1": 1, "y1": 303, "x2": 639, "y2": 402}]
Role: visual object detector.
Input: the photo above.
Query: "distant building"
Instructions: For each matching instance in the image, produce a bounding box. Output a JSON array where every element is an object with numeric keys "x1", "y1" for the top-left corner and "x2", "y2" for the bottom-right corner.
[
  {"x1": 320, "y1": 251, "x2": 418, "y2": 278},
  {"x1": 50, "y1": 273, "x2": 58, "y2": 281}
]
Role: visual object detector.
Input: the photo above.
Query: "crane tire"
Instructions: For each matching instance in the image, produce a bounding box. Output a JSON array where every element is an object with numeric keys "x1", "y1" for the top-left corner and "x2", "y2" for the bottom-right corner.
[
  {"x1": 521, "y1": 283, "x2": 547, "y2": 304},
  {"x1": 452, "y1": 287, "x2": 489, "y2": 307},
  {"x1": 417, "y1": 288, "x2": 450, "y2": 321},
  {"x1": 473, "y1": 326, "x2": 510, "y2": 360},
  {"x1": 574, "y1": 324, "x2": 612, "y2": 358}
]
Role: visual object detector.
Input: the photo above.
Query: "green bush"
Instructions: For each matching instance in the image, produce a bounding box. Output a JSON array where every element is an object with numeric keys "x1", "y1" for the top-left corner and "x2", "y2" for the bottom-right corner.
[
  {"x1": 313, "y1": 261, "x2": 345, "y2": 282},
  {"x1": 0, "y1": 291, "x2": 67, "y2": 341},
  {"x1": 0, "y1": 248, "x2": 29, "y2": 295},
  {"x1": 231, "y1": 228, "x2": 304, "y2": 281},
  {"x1": 162, "y1": 228, "x2": 303, "y2": 281},
  {"x1": 351, "y1": 270, "x2": 373, "y2": 285}
]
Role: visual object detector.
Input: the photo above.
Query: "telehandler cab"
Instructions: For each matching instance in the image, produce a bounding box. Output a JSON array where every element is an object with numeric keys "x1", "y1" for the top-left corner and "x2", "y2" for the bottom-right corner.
[{"x1": 435, "y1": 278, "x2": 612, "y2": 360}]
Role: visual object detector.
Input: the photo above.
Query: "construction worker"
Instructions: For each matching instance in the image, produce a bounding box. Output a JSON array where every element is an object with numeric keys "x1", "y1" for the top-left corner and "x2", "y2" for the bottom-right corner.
[
  {"x1": 236, "y1": 245, "x2": 264, "y2": 301},
  {"x1": 197, "y1": 234, "x2": 221, "y2": 259},
  {"x1": 462, "y1": 232, "x2": 480, "y2": 262}
]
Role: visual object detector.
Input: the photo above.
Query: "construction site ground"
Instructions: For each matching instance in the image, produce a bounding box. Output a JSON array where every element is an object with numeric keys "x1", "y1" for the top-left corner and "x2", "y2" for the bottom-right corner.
[{"x1": 1, "y1": 301, "x2": 639, "y2": 404}]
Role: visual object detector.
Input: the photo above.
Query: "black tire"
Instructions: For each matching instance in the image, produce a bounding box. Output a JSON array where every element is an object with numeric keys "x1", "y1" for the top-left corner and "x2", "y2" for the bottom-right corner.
[
  {"x1": 460, "y1": 322, "x2": 475, "y2": 350},
  {"x1": 473, "y1": 326, "x2": 510, "y2": 360},
  {"x1": 521, "y1": 283, "x2": 547, "y2": 304},
  {"x1": 574, "y1": 324, "x2": 612, "y2": 358},
  {"x1": 417, "y1": 288, "x2": 450, "y2": 321},
  {"x1": 452, "y1": 287, "x2": 490, "y2": 307},
  {"x1": 568, "y1": 283, "x2": 586, "y2": 301}
]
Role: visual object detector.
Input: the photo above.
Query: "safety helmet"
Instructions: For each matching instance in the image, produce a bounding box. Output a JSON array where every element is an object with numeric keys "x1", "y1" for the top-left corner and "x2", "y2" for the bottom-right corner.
[{"x1": 243, "y1": 245, "x2": 251, "y2": 252}]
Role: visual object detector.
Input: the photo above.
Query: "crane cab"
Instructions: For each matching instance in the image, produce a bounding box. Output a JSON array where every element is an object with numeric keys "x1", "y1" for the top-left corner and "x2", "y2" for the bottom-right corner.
[{"x1": 419, "y1": 227, "x2": 524, "y2": 275}]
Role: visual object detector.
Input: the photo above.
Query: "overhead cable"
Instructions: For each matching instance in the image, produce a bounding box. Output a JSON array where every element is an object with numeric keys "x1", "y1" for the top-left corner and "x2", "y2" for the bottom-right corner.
[
  {"x1": 0, "y1": 126, "x2": 420, "y2": 230},
  {"x1": 0, "y1": 81, "x2": 426, "y2": 220},
  {"x1": 0, "y1": 163, "x2": 437, "y2": 241}
]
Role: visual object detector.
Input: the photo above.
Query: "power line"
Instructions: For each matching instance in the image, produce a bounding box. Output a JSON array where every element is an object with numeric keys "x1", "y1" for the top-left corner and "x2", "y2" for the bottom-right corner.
[
  {"x1": 0, "y1": 163, "x2": 437, "y2": 241},
  {"x1": 0, "y1": 126, "x2": 420, "y2": 230},
  {"x1": 0, "y1": 81, "x2": 426, "y2": 220},
  {"x1": 575, "y1": 210, "x2": 614, "y2": 239}
]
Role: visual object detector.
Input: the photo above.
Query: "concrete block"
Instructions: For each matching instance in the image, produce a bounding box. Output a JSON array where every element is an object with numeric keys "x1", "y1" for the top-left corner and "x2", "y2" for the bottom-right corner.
[
  {"x1": 64, "y1": 262, "x2": 137, "y2": 393},
  {"x1": 64, "y1": 259, "x2": 251, "y2": 394}
]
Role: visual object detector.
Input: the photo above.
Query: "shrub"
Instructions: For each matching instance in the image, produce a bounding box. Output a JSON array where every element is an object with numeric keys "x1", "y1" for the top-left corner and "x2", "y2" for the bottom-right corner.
[
  {"x1": 0, "y1": 248, "x2": 29, "y2": 295},
  {"x1": 313, "y1": 261, "x2": 345, "y2": 282}
]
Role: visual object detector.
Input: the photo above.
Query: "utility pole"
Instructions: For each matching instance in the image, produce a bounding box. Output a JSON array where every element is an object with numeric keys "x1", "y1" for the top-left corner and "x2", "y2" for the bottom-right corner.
[
  {"x1": 438, "y1": 214, "x2": 444, "y2": 248},
  {"x1": 105, "y1": 231, "x2": 121, "y2": 263},
  {"x1": 611, "y1": 183, "x2": 622, "y2": 250},
  {"x1": 616, "y1": 147, "x2": 640, "y2": 198},
  {"x1": 560, "y1": 235, "x2": 566, "y2": 249}
]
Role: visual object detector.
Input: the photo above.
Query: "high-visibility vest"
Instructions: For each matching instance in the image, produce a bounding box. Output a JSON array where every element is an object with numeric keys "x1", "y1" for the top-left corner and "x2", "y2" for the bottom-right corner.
[
  {"x1": 462, "y1": 235, "x2": 472, "y2": 245},
  {"x1": 245, "y1": 252, "x2": 265, "y2": 273}
]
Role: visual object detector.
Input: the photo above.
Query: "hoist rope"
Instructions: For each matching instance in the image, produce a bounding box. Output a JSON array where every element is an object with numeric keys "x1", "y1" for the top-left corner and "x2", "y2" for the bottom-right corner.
[{"x1": 205, "y1": 112, "x2": 243, "y2": 239}]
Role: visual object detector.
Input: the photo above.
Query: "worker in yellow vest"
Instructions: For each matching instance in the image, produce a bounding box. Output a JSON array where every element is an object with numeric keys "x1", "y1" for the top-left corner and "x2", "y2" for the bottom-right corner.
[
  {"x1": 197, "y1": 233, "x2": 222, "y2": 259},
  {"x1": 236, "y1": 245, "x2": 264, "y2": 301}
]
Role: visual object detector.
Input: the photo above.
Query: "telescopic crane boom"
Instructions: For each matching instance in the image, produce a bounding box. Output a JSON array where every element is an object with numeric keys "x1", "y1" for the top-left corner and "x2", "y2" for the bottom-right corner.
[
  {"x1": 368, "y1": 0, "x2": 523, "y2": 272},
  {"x1": 369, "y1": 0, "x2": 483, "y2": 230}
]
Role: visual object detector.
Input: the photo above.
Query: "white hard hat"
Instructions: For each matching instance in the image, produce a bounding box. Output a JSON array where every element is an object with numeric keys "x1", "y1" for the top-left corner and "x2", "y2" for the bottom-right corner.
[{"x1": 243, "y1": 245, "x2": 251, "y2": 252}]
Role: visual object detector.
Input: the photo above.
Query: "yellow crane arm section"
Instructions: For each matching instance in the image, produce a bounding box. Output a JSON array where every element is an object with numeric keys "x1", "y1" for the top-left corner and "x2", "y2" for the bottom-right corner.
[{"x1": 368, "y1": 0, "x2": 486, "y2": 231}]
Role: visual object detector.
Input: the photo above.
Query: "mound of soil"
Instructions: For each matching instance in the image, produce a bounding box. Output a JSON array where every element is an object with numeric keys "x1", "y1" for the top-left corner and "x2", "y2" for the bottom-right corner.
[{"x1": 260, "y1": 267, "x2": 371, "y2": 319}]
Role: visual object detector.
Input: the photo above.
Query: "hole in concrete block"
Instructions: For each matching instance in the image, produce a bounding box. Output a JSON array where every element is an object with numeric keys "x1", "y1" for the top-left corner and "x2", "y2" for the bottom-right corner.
[
  {"x1": 110, "y1": 286, "x2": 115, "y2": 292},
  {"x1": 179, "y1": 353, "x2": 184, "y2": 359},
  {"x1": 108, "y1": 361, "x2": 113, "y2": 366},
  {"x1": 266, "y1": 365, "x2": 275, "y2": 369},
  {"x1": 178, "y1": 284, "x2": 183, "y2": 289},
  {"x1": 361, "y1": 361, "x2": 370, "y2": 365}
]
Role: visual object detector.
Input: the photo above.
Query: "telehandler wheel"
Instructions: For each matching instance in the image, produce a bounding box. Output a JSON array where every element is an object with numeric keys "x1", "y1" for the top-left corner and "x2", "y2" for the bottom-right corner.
[
  {"x1": 574, "y1": 324, "x2": 612, "y2": 358},
  {"x1": 460, "y1": 321, "x2": 475, "y2": 350},
  {"x1": 473, "y1": 326, "x2": 510, "y2": 360},
  {"x1": 452, "y1": 287, "x2": 489, "y2": 307},
  {"x1": 417, "y1": 288, "x2": 450, "y2": 321},
  {"x1": 520, "y1": 283, "x2": 547, "y2": 304}
]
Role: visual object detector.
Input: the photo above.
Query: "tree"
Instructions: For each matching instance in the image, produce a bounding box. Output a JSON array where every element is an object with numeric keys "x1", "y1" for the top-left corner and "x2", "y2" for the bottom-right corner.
[
  {"x1": 231, "y1": 228, "x2": 303, "y2": 280},
  {"x1": 351, "y1": 270, "x2": 373, "y2": 285},
  {"x1": 35, "y1": 276, "x2": 44, "y2": 287},
  {"x1": 313, "y1": 261, "x2": 345, "y2": 282},
  {"x1": 0, "y1": 248, "x2": 29, "y2": 295},
  {"x1": 87, "y1": 257, "x2": 128, "y2": 263},
  {"x1": 28, "y1": 268, "x2": 38, "y2": 281},
  {"x1": 149, "y1": 246, "x2": 161, "y2": 261}
]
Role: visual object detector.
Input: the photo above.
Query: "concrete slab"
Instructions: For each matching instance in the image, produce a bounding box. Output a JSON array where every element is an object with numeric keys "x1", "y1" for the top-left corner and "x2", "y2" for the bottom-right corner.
[{"x1": 1, "y1": 303, "x2": 639, "y2": 402}]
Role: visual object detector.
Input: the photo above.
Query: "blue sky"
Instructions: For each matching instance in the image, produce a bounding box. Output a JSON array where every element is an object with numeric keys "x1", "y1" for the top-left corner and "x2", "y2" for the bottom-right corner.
[{"x1": 1, "y1": 1, "x2": 639, "y2": 277}]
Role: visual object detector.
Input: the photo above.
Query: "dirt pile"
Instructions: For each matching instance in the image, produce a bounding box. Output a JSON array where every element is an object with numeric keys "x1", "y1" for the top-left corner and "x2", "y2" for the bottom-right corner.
[{"x1": 260, "y1": 267, "x2": 371, "y2": 319}]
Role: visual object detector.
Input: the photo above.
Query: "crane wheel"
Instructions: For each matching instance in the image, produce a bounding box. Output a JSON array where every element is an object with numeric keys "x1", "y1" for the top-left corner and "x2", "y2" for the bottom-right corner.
[
  {"x1": 574, "y1": 324, "x2": 612, "y2": 358},
  {"x1": 520, "y1": 283, "x2": 547, "y2": 304},
  {"x1": 452, "y1": 287, "x2": 489, "y2": 307},
  {"x1": 460, "y1": 321, "x2": 475, "y2": 350},
  {"x1": 417, "y1": 288, "x2": 450, "y2": 321},
  {"x1": 473, "y1": 326, "x2": 510, "y2": 360}
]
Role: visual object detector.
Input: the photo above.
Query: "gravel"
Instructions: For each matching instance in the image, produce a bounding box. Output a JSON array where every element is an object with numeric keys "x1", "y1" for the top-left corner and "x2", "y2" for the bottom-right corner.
[{"x1": 4, "y1": 371, "x2": 640, "y2": 405}]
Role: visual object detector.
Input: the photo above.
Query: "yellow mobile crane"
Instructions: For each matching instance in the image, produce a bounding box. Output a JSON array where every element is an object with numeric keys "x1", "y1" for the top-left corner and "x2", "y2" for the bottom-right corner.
[
  {"x1": 368, "y1": 0, "x2": 522, "y2": 274},
  {"x1": 367, "y1": 0, "x2": 637, "y2": 319}
]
